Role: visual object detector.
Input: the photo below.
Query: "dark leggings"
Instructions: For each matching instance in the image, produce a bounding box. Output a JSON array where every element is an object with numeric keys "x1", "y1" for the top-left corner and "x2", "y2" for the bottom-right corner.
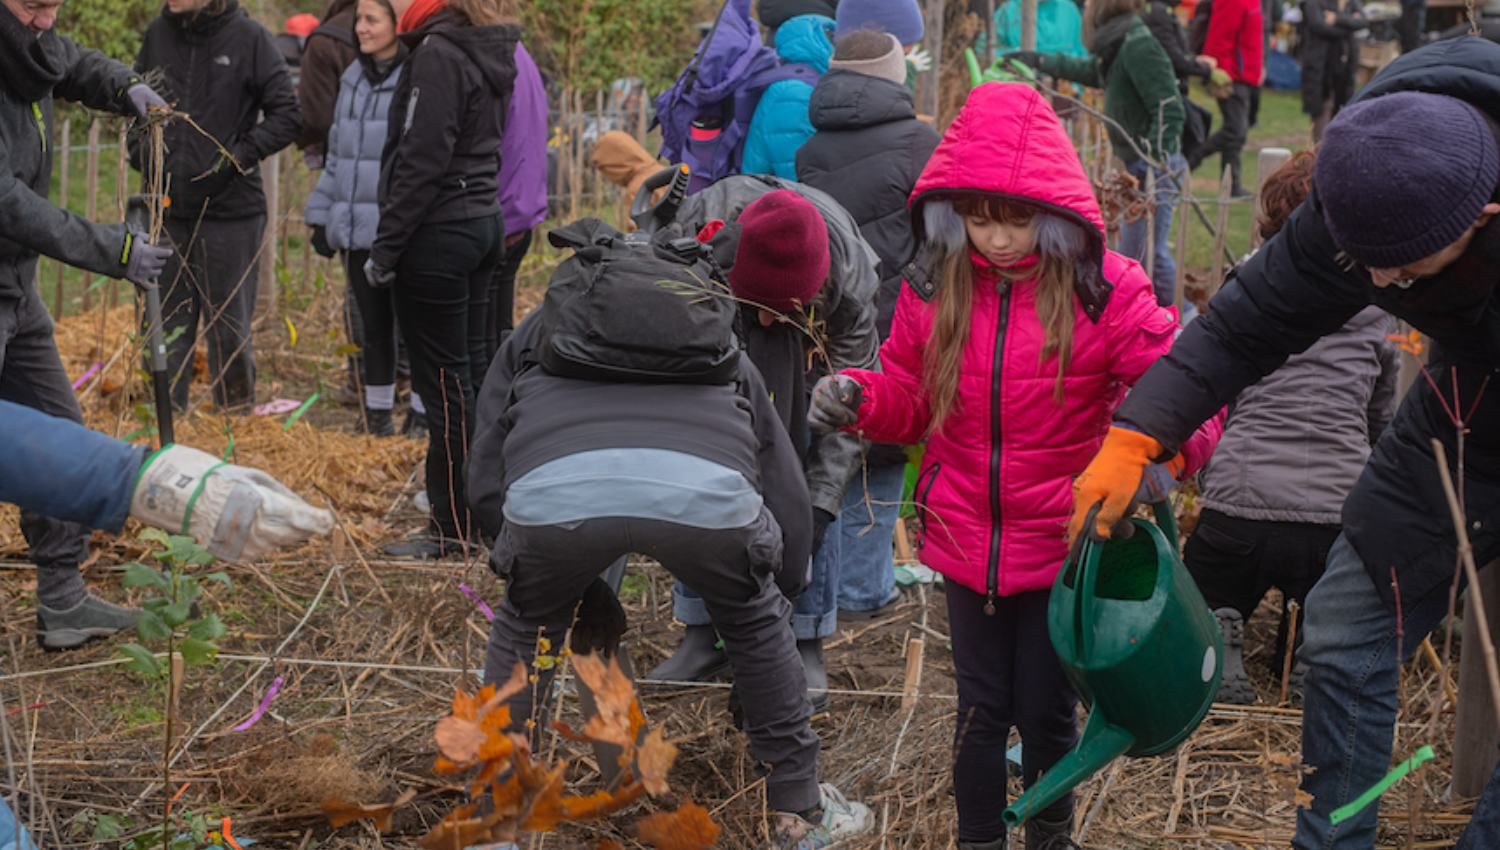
[
  {"x1": 487, "y1": 229, "x2": 532, "y2": 361},
  {"x1": 393, "y1": 213, "x2": 504, "y2": 540},
  {"x1": 344, "y1": 249, "x2": 399, "y2": 390},
  {"x1": 946, "y1": 582, "x2": 1079, "y2": 842}
]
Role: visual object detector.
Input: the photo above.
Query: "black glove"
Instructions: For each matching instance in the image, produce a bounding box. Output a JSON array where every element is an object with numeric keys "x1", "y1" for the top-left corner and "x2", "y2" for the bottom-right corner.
[
  {"x1": 809, "y1": 375, "x2": 863, "y2": 435},
  {"x1": 569, "y1": 577, "x2": 629, "y2": 658},
  {"x1": 1008, "y1": 50, "x2": 1043, "y2": 68},
  {"x1": 810, "y1": 508, "x2": 836, "y2": 558},
  {"x1": 310, "y1": 225, "x2": 335, "y2": 259},
  {"x1": 363, "y1": 256, "x2": 397, "y2": 289}
]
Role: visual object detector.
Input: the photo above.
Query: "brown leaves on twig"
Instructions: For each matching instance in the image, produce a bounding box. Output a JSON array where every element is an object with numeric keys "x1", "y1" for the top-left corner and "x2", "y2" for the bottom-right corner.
[{"x1": 323, "y1": 652, "x2": 702, "y2": 846}]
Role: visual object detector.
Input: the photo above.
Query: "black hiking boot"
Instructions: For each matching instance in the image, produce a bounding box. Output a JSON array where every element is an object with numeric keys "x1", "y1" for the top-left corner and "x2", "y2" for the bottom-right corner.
[
  {"x1": 363, "y1": 407, "x2": 394, "y2": 437},
  {"x1": 647, "y1": 624, "x2": 729, "y2": 682},
  {"x1": 1026, "y1": 811, "x2": 1079, "y2": 850},
  {"x1": 1214, "y1": 607, "x2": 1255, "y2": 705},
  {"x1": 800, "y1": 638, "x2": 829, "y2": 717},
  {"x1": 960, "y1": 838, "x2": 1008, "y2": 850}
]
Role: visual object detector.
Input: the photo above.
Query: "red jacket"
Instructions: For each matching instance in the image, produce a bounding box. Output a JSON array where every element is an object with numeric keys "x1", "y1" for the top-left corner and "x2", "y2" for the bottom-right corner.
[
  {"x1": 842, "y1": 83, "x2": 1223, "y2": 601},
  {"x1": 1203, "y1": 0, "x2": 1264, "y2": 85}
]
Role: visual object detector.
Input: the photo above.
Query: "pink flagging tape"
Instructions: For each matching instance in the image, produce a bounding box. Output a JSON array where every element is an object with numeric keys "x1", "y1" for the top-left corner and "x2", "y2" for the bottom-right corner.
[
  {"x1": 458, "y1": 582, "x2": 496, "y2": 622},
  {"x1": 71, "y1": 361, "x2": 102, "y2": 391},
  {"x1": 231, "y1": 675, "x2": 284, "y2": 731}
]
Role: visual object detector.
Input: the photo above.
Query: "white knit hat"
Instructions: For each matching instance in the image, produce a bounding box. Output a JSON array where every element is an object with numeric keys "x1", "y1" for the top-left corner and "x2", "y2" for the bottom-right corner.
[{"x1": 828, "y1": 31, "x2": 906, "y2": 86}]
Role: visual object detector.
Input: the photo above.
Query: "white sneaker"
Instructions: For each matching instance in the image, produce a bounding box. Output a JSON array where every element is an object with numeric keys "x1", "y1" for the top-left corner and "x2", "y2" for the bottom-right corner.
[{"x1": 818, "y1": 782, "x2": 872, "y2": 839}]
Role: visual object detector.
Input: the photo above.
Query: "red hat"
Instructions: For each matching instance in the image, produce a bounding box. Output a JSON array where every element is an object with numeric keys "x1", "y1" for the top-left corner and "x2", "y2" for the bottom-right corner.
[
  {"x1": 729, "y1": 190, "x2": 831, "y2": 314},
  {"x1": 285, "y1": 13, "x2": 320, "y2": 37}
]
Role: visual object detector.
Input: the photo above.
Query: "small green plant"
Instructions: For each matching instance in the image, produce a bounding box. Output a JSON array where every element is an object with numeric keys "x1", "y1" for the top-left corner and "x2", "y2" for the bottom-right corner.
[
  {"x1": 114, "y1": 529, "x2": 231, "y2": 850},
  {"x1": 117, "y1": 529, "x2": 230, "y2": 679}
]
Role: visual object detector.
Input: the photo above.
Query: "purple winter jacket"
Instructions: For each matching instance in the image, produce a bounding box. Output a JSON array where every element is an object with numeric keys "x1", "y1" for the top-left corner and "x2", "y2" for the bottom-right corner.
[{"x1": 498, "y1": 42, "x2": 548, "y2": 237}]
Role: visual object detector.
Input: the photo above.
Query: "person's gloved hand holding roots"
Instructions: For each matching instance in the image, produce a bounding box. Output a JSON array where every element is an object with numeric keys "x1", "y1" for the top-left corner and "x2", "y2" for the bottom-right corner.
[
  {"x1": 1068, "y1": 426, "x2": 1180, "y2": 543},
  {"x1": 130, "y1": 445, "x2": 335, "y2": 562},
  {"x1": 809, "y1": 374, "x2": 863, "y2": 434}
]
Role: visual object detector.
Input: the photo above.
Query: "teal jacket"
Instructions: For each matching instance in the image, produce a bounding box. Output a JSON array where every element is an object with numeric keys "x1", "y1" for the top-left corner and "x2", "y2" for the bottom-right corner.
[
  {"x1": 994, "y1": 0, "x2": 1088, "y2": 57},
  {"x1": 741, "y1": 14, "x2": 834, "y2": 179}
]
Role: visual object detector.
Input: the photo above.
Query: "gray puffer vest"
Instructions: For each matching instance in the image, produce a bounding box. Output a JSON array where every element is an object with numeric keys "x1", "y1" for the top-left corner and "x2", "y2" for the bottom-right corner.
[
  {"x1": 305, "y1": 57, "x2": 403, "y2": 251},
  {"x1": 1199, "y1": 305, "x2": 1400, "y2": 524}
]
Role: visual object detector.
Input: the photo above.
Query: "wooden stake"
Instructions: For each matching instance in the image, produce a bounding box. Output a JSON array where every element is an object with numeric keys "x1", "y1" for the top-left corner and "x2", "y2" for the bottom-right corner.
[
  {"x1": 255, "y1": 152, "x2": 280, "y2": 325},
  {"x1": 1279, "y1": 599, "x2": 1300, "y2": 706},
  {"x1": 1453, "y1": 565, "x2": 1500, "y2": 795},
  {"x1": 113, "y1": 123, "x2": 128, "y2": 310},
  {"x1": 81, "y1": 119, "x2": 101, "y2": 310},
  {"x1": 900, "y1": 636, "x2": 925, "y2": 711},
  {"x1": 1432, "y1": 438, "x2": 1500, "y2": 722},
  {"x1": 55, "y1": 117, "x2": 72, "y2": 317},
  {"x1": 1143, "y1": 168, "x2": 1157, "y2": 283},
  {"x1": 894, "y1": 519, "x2": 915, "y2": 565},
  {"x1": 1173, "y1": 175, "x2": 1191, "y2": 316},
  {"x1": 1251, "y1": 147, "x2": 1292, "y2": 250},
  {"x1": 1420, "y1": 636, "x2": 1460, "y2": 705}
]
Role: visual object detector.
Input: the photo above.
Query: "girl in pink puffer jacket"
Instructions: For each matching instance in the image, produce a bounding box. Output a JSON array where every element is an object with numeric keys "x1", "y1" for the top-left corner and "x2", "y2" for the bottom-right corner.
[{"x1": 809, "y1": 82, "x2": 1223, "y2": 848}]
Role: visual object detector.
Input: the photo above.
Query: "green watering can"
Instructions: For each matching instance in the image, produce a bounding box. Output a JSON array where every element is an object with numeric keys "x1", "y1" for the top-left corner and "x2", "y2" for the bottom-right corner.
[{"x1": 1002, "y1": 502, "x2": 1223, "y2": 827}]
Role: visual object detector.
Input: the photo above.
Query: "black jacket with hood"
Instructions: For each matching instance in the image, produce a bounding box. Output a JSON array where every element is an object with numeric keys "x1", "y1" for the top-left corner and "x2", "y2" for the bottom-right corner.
[
  {"x1": 0, "y1": 7, "x2": 141, "y2": 299},
  {"x1": 135, "y1": 0, "x2": 302, "y2": 221},
  {"x1": 797, "y1": 69, "x2": 941, "y2": 338},
  {"x1": 1116, "y1": 37, "x2": 1500, "y2": 617},
  {"x1": 1299, "y1": 0, "x2": 1364, "y2": 117},
  {"x1": 372, "y1": 9, "x2": 518, "y2": 269},
  {"x1": 1144, "y1": 0, "x2": 1212, "y2": 85},
  {"x1": 469, "y1": 313, "x2": 815, "y2": 590},
  {"x1": 297, "y1": 0, "x2": 359, "y2": 156}
]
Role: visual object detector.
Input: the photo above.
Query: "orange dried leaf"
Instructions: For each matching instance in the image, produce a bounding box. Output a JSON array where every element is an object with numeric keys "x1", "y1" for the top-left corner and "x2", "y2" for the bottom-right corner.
[
  {"x1": 491, "y1": 772, "x2": 526, "y2": 815},
  {"x1": 520, "y1": 762, "x2": 568, "y2": 832},
  {"x1": 551, "y1": 720, "x2": 593, "y2": 742},
  {"x1": 598, "y1": 841, "x2": 625, "y2": 850},
  {"x1": 320, "y1": 788, "x2": 416, "y2": 832},
  {"x1": 435, "y1": 716, "x2": 487, "y2": 763},
  {"x1": 561, "y1": 783, "x2": 646, "y2": 821},
  {"x1": 573, "y1": 653, "x2": 637, "y2": 747},
  {"x1": 636, "y1": 726, "x2": 679, "y2": 796},
  {"x1": 432, "y1": 755, "x2": 469, "y2": 776},
  {"x1": 637, "y1": 800, "x2": 721, "y2": 850},
  {"x1": 492, "y1": 661, "x2": 529, "y2": 705}
]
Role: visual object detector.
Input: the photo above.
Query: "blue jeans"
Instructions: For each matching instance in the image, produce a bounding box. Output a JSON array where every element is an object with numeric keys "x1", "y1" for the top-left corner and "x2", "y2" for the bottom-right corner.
[
  {"x1": 834, "y1": 461, "x2": 904, "y2": 612},
  {"x1": 1295, "y1": 535, "x2": 1500, "y2": 849},
  {"x1": 673, "y1": 466, "x2": 903, "y2": 639},
  {"x1": 1119, "y1": 154, "x2": 1187, "y2": 310}
]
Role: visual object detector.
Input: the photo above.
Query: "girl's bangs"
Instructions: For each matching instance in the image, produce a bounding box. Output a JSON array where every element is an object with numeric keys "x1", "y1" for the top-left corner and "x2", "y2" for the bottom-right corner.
[{"x1": 952, "y1": 195, "x2": 1038, "y2": 226}]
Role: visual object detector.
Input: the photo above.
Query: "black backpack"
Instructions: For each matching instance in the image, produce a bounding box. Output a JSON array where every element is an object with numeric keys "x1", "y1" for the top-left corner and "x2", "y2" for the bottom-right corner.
[{"x1": 537, "y1": 218, "x2": 741, "y2": 385}]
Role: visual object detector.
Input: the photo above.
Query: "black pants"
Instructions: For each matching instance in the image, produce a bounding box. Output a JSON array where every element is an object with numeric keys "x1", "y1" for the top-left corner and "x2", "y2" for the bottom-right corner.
[
  {"x1": 158, "y1": 215, "x2": 265, "y2": 411},
  {"x1": 343, "y1": 249, "x2": 398, "y2": 394},
  {"x1": 0, "y1": 286, "x2": 89, "y2": 608},
  {"x1": 946, "y1": 583, "x2": 1079, "y2": 841},
  {"x1": 1197, "y1": 83, "x2": 1254, "y2": 192},
  {"x1": 487, "y1": 229, "x2": 532, "y2": 361},
  {"x1": 1184, "y1": 508, "x2": 1339, "y2": 670},
  {"x1": 483, "y1": 512, "x2": 820, "y2": 814},
  {"x1": 393, "y1": 214, "x2": 503, "y2": 540}
]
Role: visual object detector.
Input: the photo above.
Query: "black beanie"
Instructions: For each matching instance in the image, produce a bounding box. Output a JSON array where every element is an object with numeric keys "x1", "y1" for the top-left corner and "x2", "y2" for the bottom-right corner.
[
  {"x1": 758, "y1": 0, "x2": 839, "y2": 29},
  {"x1": 1314, "y1": 91, "x2": 1500, "y2": 269}
]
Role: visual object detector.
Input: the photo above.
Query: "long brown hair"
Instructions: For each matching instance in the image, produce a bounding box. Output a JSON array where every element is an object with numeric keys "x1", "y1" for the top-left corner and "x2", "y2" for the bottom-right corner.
[{"x1": 921, "y1": 196, "x2": 1084, "y2": 433}]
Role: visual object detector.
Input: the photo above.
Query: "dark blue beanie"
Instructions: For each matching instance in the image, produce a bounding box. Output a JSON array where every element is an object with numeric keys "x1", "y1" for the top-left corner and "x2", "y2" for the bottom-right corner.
[
  {"x1": 835, "y1": 0, "x2": 924, "y2": 45},
  {"x1": 1314, "y1": 91, "x2": 1500, "y2": 269}
]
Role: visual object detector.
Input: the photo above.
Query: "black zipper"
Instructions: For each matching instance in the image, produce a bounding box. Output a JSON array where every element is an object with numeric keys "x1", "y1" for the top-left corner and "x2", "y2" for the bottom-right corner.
[{"x1": 985, "y1": 280, "x2": 1011, "y2": 616}]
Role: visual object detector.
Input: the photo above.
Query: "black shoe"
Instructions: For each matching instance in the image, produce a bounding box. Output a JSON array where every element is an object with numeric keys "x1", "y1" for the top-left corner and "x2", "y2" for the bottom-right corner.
[
  {"x1": 799, "y1": 638, "x2": 829, "y2": 716},
  {"x1": 401, "y1": 411, "x2": 427, "y2": 440},
  {"x1": 363, "y1": 407, "x2": 394, "y2": 437},
  {"x1": 1230, "y1": 186, "x2": 1254, "y2": 201},
  {"x1": 647, "y1": 624, "x2": 729, "y2": 682},
  {"x1": 1025, "y1": 811, "x2": 1079, "y2": 850},
  {"x1": 960, "y1": 839, "x2": 1008, "y2": 850},
  {"x1": 1214, "y1": 607, "x2": 1255, "y2": 705},
  {"x1": 382, "y1": 534, "x2": 473, "y2": 560}
]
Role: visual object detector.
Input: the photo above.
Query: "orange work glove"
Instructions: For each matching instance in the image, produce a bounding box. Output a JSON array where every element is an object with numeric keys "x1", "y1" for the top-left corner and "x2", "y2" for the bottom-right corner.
[{"x1": 1068, "y1": 426, "x2": 1170, "y2": 543}]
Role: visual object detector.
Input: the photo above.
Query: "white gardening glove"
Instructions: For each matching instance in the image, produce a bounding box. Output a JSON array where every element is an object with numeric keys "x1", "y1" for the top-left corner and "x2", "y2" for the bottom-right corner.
[
  {"x1": 130, "y1": 445, "x2": 334, "y2": 561},
  {"x1": 907, "y1": 44, "x2": 933, "y2": 74}
]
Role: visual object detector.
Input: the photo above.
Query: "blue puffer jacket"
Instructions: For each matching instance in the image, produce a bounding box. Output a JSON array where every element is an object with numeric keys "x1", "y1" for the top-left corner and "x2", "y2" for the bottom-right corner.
[
  {"x1": 306, "y1": 55, "x2": 404, "y2": 251},
  {"x1": 741, "y1": 13, "x2": 833, "y2": 179}
]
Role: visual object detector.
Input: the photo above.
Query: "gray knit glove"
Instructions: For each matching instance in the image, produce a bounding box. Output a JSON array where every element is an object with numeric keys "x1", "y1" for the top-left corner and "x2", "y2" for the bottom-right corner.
[
  {"x1": 127, "y1": 83, "x2": 168, "y2": 120},
  {"x1": 809, "y1": 375, "x2": 863, "y2": 435},
  {"x1": 123, "y1": 231, "x2": 172, "y2": 286}
]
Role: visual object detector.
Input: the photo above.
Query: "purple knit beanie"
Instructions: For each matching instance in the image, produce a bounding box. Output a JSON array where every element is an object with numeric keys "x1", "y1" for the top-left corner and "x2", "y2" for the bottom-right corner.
[
  {"x1": 1314, "y1": 91, "x2": 1500, "y2": 269},
  {"x1": 835, "y1": 0, "x2": 924, "y2": 45}
]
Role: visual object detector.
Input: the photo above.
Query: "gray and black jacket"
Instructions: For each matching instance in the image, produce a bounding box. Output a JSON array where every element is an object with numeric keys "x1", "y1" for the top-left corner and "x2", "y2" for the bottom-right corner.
[
  {"x1": 1199, "y1": 305, "x2": 1398, "y2": 525},
  {"x1": 1116, "y1": 37, "x2": 1500, "y2": 616},
  {"x1": 0, "y1": 7, "x2": 140, "y2": 299},
  {"x1": 373, "y1": 10, "x2": 518, "y2": 269},
  {"x1": 135, "y1": 0, "x2": 302, "y2": 221},
  {"x1": 469, "y1": 313, "x2": 814, "y2": 577},
  {"x1": 673, "y1": 174, "x2": 882, "y2": 516}
]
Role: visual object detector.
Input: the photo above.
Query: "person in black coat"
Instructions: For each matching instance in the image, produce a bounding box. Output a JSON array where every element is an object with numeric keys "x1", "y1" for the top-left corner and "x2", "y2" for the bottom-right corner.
[
  {"x1": 368, "y1": 0, "x2": 517, "y2": 558},
  {"x1": 1143, "y1": 0, "x2": 1215, "y2": 155},
  {"x1": 135, "y1": 0, "x2": 302, "y2": 412},
  {"x1": 795, "y1": 30, "x2": 939, "y2": 622},
  {"x1": 1066, "y1": 38, "x2": 1500, "y2": 850},
  {"x1": 1300, "y1": 0, "x2": 1366, "y2": 140}
]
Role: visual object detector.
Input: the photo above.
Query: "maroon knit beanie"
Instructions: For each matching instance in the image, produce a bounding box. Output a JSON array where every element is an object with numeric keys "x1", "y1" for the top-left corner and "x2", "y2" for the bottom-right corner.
[{"x1": 729, "y1": 190, "x2": 831, "y2": 313}]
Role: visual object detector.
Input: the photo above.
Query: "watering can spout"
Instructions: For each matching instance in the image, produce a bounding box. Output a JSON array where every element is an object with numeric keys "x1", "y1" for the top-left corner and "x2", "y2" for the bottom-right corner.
[{"x1": 1001, "y1": 715, "x2": 1135, "y2": 827}]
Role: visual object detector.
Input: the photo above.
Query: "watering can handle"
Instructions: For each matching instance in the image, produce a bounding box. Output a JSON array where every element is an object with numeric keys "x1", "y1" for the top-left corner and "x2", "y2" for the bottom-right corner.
[
  {"x1": 1152, "y1": 500, "x2": 1179, "y2": 544},
  {"x1": 1071, "y1": 503, "x2": 1105, "y2": 662}
]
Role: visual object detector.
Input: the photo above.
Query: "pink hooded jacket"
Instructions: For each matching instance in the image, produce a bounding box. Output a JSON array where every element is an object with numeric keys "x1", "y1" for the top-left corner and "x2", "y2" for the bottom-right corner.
[{"x1": 842, "y1": 83, "x2": 1223, "y2": 603}]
